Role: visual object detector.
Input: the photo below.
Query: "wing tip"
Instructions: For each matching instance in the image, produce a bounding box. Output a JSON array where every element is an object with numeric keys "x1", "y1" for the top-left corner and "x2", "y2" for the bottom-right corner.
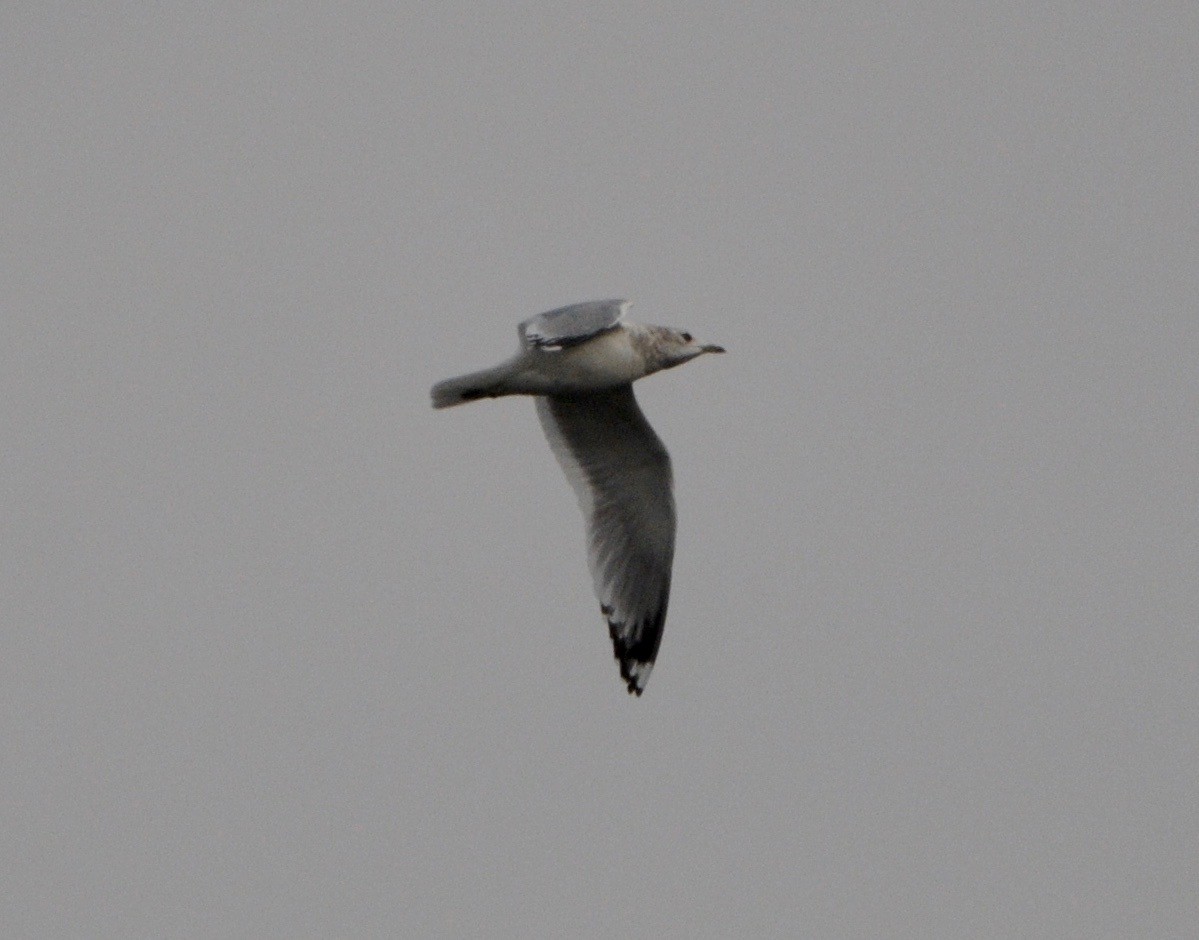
[
  {"x1": 619, "y1": 659, "x2": 653, "y2": 696},
  {"x1": 603, "y1": 603, "x2": 663, "y2": 697}
]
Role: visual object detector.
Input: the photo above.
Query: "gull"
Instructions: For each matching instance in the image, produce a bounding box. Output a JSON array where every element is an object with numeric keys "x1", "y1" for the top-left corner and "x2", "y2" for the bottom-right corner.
[{"x1": 431, "y1": 300, "x2": 724, "y2": 695}]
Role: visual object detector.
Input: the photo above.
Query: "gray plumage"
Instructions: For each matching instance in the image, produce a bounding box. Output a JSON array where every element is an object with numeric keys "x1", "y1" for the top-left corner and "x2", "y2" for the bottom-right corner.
[
  {"x1": 519, "y1": 300, "x2": 629, "y2": 349},
  {"x1": 432, "y1": 300, "x2": 724, "y2": 695}
]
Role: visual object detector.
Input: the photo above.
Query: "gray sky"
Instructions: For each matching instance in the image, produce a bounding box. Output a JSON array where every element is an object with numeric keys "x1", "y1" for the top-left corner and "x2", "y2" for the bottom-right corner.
[{"x1": 4, "y1": 5, "x2": 1197, "y2": 937}]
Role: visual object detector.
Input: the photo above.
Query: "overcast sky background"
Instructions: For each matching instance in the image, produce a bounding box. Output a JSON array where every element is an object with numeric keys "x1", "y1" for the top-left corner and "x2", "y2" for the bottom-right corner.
[{"x1": 4, "y1": 5, "x2": 1197, "y2": 937}]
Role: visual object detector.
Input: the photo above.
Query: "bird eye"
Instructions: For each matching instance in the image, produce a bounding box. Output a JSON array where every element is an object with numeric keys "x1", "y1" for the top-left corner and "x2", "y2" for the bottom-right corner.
[{"x1": 680, "y1": 331, "x2": 692, "y2": 342}]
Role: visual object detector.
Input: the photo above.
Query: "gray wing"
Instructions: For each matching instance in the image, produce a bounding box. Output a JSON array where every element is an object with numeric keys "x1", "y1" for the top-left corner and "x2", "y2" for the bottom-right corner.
[
  {"x1": 519, "y1": 300, "x2": 629, "y2": 350},
  {"x1": 536, "y1": 386, "x2": 675, "y2": 695}
]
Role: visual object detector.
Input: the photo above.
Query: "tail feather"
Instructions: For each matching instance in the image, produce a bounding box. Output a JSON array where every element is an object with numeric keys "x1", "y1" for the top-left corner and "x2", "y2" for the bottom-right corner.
[{"x1": 430, "y1": 363, "x2": 516, "y2": 409}]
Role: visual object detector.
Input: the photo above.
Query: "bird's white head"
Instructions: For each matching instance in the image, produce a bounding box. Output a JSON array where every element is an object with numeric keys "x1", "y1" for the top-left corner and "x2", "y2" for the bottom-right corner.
[{"x1": 651, "y1": 326, "x2": 726, "y2": 371}]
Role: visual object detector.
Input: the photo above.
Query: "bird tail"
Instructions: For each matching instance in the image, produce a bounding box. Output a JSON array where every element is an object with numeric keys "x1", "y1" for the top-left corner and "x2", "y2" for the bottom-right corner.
[{"x1": 430, "y1": 363, "x2": 519, "y2": 409}]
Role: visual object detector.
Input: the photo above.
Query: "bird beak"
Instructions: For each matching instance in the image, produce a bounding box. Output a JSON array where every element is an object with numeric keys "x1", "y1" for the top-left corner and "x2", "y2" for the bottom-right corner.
[{"x1": 700, "y1": 344, "x2": 726, "y2": 354}]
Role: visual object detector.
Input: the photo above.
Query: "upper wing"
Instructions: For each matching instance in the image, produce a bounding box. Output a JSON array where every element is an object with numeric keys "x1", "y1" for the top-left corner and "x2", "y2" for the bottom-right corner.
[
  {"x1": 535, "y1": 385, "x2": 675, "y2": 695},
  {"x1": 519, "y1": 300, "x2": 629, "y2": 350}
]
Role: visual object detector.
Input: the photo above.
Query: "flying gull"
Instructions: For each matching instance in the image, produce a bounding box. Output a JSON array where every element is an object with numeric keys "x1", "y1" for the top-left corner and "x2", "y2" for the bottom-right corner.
[{"x1": 431, "y1": 300, "x2": 724, "y2": 695}]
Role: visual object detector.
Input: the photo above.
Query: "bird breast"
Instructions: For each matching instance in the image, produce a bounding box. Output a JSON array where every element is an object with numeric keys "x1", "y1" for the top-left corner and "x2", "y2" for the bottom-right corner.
[{"x1": 535, "y1": 329, "x2": 650, "y2": 390}]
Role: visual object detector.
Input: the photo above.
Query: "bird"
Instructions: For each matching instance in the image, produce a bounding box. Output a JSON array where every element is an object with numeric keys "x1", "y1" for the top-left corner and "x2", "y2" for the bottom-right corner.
[{"x1": 431, "y1": 300, "x2": 724, "y2": 695}]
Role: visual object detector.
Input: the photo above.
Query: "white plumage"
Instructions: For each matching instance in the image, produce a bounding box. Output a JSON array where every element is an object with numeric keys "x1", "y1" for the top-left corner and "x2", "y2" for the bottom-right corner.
[{"x1": 432, "y1": 300, "x2": 724, "y2": 695}]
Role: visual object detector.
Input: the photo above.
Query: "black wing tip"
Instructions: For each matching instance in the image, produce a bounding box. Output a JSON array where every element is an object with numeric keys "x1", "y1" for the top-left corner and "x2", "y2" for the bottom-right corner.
[
  {"x1": 618, "y1": 659, "x2": 648, "y2": 696},
  {"x1": 603, "y1": 603, "x2": 664, "y2": 697}
]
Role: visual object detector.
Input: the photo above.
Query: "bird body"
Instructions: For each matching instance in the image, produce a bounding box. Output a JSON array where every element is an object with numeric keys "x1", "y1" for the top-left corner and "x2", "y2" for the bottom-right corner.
[
  {"x1": 431, "y1": 304, "x2": 721, "y2": 406},
  {"x1": 431, "y1": 300, "x2": 723, "y2": 694}
]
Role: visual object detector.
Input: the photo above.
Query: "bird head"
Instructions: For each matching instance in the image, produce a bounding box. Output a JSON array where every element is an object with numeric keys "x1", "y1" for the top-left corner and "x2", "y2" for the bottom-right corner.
[{"x1": 657, "y1": 327, "x2": 726, "y2": 370}]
